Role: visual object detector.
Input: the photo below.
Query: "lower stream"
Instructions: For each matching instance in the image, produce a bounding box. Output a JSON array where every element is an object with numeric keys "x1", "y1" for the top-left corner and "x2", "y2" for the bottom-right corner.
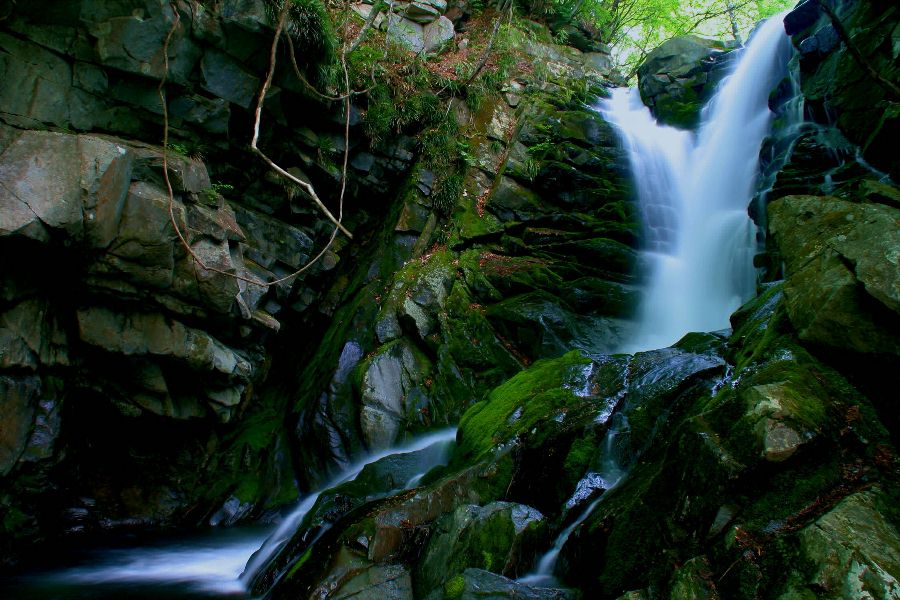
[{"x1": 0, "y1": 430, "x2": 457, "y2": 599}]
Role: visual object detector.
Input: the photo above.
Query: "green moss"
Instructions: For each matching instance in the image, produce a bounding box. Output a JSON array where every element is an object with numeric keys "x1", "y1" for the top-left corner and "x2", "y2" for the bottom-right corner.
[
  {"x1": 444, "y1": 574, "x2": 465, "y2": 598},
  {"x1": 455, "y1": 350, "x2": 592, "y2": 464},
  {"x1": 285, "y1": 548, "x2": 313, "y2": 579},
  {"x1": 564, "y1": 435, "x2": 599, "y2": 486},
  {"x1": 2, "y1": 507, "x2": 28, "y2": 533}
]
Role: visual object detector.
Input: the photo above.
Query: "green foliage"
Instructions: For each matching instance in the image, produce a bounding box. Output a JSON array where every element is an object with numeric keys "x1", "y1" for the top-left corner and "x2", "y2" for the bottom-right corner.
[
  {"x1": 204, "y1": 182, "x2": 234, "y2": 202},
  {"x1": 432, "y1": 172, "x2": 465, "y2": 216},
  {"x1": 286, "y1": 0, "x2": 337, "y2": 65}
]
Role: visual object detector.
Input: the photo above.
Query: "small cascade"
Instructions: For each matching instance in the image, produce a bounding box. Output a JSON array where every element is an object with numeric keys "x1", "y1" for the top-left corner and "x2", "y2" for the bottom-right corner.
[
  {"x1": 240, "y1": 428, "x2": 457, "y2": 585},
  {"x1": 518, "y1": 415, "x2": 631, "y2": 586},
  {"x1": 5, "y1": 431, "x2": 456, "y2": 599},
  {"x1": 602, "y1": 13, "x2": 794, "y2": 353}
]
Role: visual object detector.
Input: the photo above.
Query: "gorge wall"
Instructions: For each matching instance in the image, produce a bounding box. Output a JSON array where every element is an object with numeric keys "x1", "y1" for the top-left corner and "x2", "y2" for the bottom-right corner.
[
  {"x1": 0, "y1": 0, "x2": 898, "y2": 598},
  {"x1": 0, "y1": 0, "x2": 633, "y2": 566}
]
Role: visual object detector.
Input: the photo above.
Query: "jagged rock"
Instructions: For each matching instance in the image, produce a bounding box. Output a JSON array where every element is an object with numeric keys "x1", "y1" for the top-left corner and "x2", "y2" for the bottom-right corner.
[
  {"x1": 88, "y1": 7, "x2": 200, "y2": 83},
  {"x1": 768, "y1": 195, "x2": 900, "y2": 355},
  {"x1": 232, "y1": 205, "x2": 314, "y2": 270},
  {"x1": 0, "y1": 130, "x2": 83, "y2": 240},
  {"x1": 200, "y1": 48, "x2": 261, "y2": 108},
  {"x1": 0, "y1": 32, "x2": 107, "y2": 131},
  {"x1": 0, "y1": 299, "x2": 69, "y2": 369},
  {"x1": 788, "y1": 0, "x2": 900, "y2": 179},
  {"x1": 0, "y1": 375, "x2": 40, "y2": 476},
  {"x1": 220, "y1": 0, "x2": 272, "y2": 33},
  {"x1": 404, "y1": 1, "x2": 442, "y2": 24},
  {"x1": 169, "y1": 94, "x2": 231, "y2": 134}
]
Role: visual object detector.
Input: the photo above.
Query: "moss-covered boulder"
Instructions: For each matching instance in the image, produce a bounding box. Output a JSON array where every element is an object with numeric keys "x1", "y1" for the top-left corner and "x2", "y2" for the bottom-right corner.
[
  {"x1": 416, "y1": 501, "x2": 546, "y2": 594},
  {"x1": 637, "y1": 35, "x2": 735, "y2": 129}
]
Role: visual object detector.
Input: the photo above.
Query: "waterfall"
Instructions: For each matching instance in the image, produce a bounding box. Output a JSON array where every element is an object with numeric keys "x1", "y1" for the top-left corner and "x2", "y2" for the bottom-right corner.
[{"x1": 603, "y1": 14, "x2": 794, "y2": 354}]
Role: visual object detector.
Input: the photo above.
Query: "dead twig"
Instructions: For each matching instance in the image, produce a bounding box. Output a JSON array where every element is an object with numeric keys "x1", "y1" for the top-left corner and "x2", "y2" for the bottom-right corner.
[{"x1": 250, "y1": 2, "x2": 352, "y2": 239}]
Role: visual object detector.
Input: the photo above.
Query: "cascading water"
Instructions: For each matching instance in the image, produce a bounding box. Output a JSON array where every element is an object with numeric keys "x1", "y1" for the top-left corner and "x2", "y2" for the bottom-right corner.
[
  {"x1": 603, "y1": 13, "x2": 794, "y2": 354},
  {"x1": 518, "y1": 414, "x2": 631, "y2": 587},
  {"x1": 516, "y1": 14, "x2": 795, "y2": 587},
  {"x1": 240, "y1": 428, "x2": 457, "y2": 586},
  {"x1": 1, "y1": 430, "x2": 457, "y2": 599}
]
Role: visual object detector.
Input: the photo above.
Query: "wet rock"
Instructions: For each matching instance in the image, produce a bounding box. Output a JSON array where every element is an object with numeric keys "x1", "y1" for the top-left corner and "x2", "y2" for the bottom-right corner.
[
  {"x1": 416, "y1": 501, "x2": 545, "y2": 592},
  {"x1": 324, "y1": 562, "x2": 414, "y2": 599},
  {"x1": 669, "y1": 556, "x2": 719, "y2": 600},
  {"x1": 427, "y1": 568, "x2": 576, "y2": 600},
  {"x1": 637, "y1": 35, "x2": 733, "y2": 129},
  {"x1": 358, "y1": 339, "x2": 433, "y2": 449}
]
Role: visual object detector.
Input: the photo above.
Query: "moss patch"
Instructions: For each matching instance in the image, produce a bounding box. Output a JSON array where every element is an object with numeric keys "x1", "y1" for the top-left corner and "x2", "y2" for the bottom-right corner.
[{"x1": 454, "y1": 350, "x2": 592, "y2": 464}]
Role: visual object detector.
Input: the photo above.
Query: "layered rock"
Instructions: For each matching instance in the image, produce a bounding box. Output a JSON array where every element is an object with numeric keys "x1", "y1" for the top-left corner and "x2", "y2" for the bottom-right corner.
[{"x1": 0, "y1": 0, "x2": 418, "y2": 559}]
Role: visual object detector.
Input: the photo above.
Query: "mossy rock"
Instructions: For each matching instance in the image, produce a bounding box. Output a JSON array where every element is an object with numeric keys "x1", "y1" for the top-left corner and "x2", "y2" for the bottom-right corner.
[{"x1": 454, "y1": 350, "x2": 594, "y2": 465}]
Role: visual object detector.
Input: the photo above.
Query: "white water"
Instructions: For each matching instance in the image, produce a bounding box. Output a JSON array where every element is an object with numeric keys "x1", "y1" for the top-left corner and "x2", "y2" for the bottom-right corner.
[
  {"x1": 12, "y1": 430, "x2": 457, "y2": 598},
  {"x1": 603, "y1": 14, "x2": 793, "y2": 353},
  {"x1": 240, "y1": 428, "x2": 457, "y2": 583},
  {"x1": 42, "y1": 529, "x2": 269, "y2": 596},
  {"x1": 519, "y1": 416, "x2": 630, "y2": 586}
]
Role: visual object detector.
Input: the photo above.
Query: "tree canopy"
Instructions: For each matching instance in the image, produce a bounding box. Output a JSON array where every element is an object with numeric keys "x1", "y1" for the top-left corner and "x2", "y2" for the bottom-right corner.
[{"x1": 521, "y1": 0, "x2": 795, "y2": 74}]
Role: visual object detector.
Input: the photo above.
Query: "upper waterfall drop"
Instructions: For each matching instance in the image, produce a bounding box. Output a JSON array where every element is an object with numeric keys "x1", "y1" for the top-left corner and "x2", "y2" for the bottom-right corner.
[{"x1": 601, "y1": 14, "x2": 794, "y2": 354}]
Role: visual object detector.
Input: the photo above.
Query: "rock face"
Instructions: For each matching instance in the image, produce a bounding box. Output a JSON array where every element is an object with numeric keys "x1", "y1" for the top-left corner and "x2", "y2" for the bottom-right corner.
[
  {"x1": 768, "y1": 195, "x2": 900, "y2": 356},
  {"x1": 787, "y1": 0, "x2": 900, "y2": 181},
  {"x1": 0, "y1": 0, "x2": 420, "y2": 559},
  {"x1": 637, "y1": 35, "x2": 735, "y2": 129},
  {"x1": 0, "y1": 0, "x2": 631, "y2": 567},
  {"x1": 351, "y1": 0, "x2": 456, "y2": 54}
]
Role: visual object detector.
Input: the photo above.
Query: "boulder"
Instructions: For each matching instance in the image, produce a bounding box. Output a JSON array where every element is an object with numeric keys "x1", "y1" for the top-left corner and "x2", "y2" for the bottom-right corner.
[
  {"x1": 358, "y1": 339, "x2": 433, "y2": 449},
  {"x1": 637, "y1": 35, "x2": 733, "y2": 129},
  {"x1": 796, "y1": 489, "x2": 900, "y2": 598},
  {"x1": 768, "y1": 195, "x2": 900, "y2": 355},
  {"x1": 384, "y1": 14, "x2": 425, "y2": 53},
  {"x1": 403, "y1": 2, "x2": 442, "y2": 24},
  {"x1": 416, "y1": 502, "x2": 545, "y2": 592},
  {"x1": 424, "y1": 16, "x2": 455, "y2": 53}
]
